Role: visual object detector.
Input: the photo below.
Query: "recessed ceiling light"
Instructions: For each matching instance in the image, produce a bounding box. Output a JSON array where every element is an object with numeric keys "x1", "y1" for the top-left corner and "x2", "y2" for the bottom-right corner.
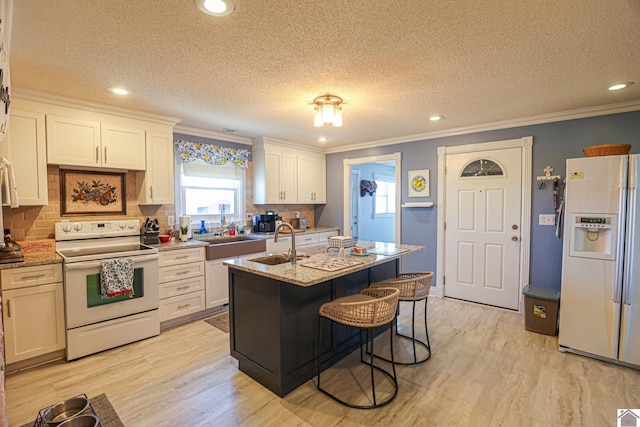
[
  {"x1": 318, "y1": 137, "x2": 328, "y2": 143},
  {"x1": 429, "y1": 115, "x2": 444, "y2": 121},
  {"x1": 608, "y1": 82, "x2": 633, "y2": 91},
  {"x1": 109, "y1": 87, "x2": 129, "y2": 95},
  {"x1": 195, "y1": 0, "x2": 235, "y2": 16}
]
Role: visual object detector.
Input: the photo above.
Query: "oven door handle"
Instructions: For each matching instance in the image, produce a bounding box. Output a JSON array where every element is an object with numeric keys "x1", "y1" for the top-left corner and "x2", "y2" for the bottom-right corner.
[{"x1": 64, "y1": 254, "x2": 159, "y2": 270}]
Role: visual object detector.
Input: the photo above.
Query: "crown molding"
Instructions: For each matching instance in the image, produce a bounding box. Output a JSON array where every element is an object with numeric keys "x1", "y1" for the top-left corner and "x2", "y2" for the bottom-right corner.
[
  {"x1": 173, "y1": 125, "x2": 252, "y2": 145},
  {"x1": 252, "y1": 136, "x2": 325, "y2": 153},
  {"x1": 324, "y1": 100, "x2": 640, "y2": 154},
  {"x1": 12, "y1": 87, "x2": 182, "y2": 126}
]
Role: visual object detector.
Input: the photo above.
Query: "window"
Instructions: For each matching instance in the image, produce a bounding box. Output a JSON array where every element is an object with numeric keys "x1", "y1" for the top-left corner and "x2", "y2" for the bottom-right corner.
[
  {"x1": 177, "y1": 160, "x2": 245, "y2": 227},
  {"x1": 461, "y1": 159, "x2": 504, "y2": 177},
  {"x1": 374, "y1": 175, "x2": 396, "y2": 217}
]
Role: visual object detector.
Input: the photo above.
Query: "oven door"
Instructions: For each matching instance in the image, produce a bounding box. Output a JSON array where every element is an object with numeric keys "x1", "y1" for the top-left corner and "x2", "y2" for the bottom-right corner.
[{"x1": 63, "y1": 253, "x2": 159, "y2": 328}]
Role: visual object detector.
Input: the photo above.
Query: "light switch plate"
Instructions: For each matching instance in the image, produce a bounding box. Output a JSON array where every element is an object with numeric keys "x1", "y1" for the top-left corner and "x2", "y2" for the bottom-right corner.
[
  {"x1": 168, "y1": 215, "x2": 175, "y2": 226},
  {"x1": 539, "y1": 214, "x2": 556, "y2": 226}
]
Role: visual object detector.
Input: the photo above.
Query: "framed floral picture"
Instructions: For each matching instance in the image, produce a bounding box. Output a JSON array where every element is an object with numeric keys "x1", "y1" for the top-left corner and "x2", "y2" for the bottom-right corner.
[
  {"x1": 60, "y1": 169, "x2": 126, "y2": 216},
  {"x1": 408, "y1": 169, "x2": 430, "y2": 197}
]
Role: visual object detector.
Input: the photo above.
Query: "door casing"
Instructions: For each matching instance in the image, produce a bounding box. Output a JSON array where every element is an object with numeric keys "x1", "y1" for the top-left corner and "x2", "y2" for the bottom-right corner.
[
  {"x1": 435, "y1": 137, "x2": 532, "y2": 310},
  {"x1": 343, "y1": 152, "x2": 402, "y2": 244}
]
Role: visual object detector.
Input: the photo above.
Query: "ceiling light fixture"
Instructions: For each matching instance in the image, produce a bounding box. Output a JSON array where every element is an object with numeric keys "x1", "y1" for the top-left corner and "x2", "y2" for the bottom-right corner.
[
  {"x1": 109, "y1": 87, "x2": 129, "y2": 95},
  {"x1": 313, "y1": 95, "x2": 343, "y2": 127},
  {"x1": 608, "y1": 82, "x2": 633, "y2": 91},
  {"x1": 318, "y1": 137, "x2": 328, "y2": 143},
  {"x1": 429, "y1": 115, "x2": 443, "y2": 121},
  {"x1": 195, "y1": 0, "x2": 235, "y2": 16}
]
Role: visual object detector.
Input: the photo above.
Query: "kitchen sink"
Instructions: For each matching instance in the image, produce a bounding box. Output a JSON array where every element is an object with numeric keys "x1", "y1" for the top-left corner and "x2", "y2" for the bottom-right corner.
[
  {"x1": 201, "y1": 235, "x2": 267, "y2": 260},
  {"x1": 248, "y1": 254, "x2": 293, "y2": 265}
]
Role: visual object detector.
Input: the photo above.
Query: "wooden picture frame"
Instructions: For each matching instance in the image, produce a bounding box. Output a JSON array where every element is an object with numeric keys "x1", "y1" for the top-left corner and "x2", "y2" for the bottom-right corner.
[{"x1": 60, "y1": 169, "x2": 126, "y2": 216}]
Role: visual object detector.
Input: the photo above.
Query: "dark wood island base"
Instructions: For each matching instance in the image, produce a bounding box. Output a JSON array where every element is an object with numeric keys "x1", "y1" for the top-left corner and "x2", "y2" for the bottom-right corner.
[{"x1": 228, "y1": 260, "x2": 399, "y2": 397}]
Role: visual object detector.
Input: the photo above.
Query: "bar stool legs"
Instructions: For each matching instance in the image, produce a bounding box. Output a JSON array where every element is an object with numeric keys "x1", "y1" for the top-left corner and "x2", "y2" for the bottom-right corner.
[
  {"x1": 368, "y1": 272, "x2": 433, "y2": 365},
  {"x1": 394, "y1": 298, "x2": 431, "y2": 365},
  {"x1": 316, "y1": 287, "x2": 400, "y2": 409}
]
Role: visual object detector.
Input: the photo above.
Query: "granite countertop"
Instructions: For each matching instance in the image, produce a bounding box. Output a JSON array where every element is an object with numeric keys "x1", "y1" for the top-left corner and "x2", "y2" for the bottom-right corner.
[
  {"x1": 149, "y1": 239, "x2": 208, "y2": 252},
  {"x1": 0, "y1": 250, "x2": 62, "y2": 270},
  {"x1": 224, "y1": 241, "x2": 424, "y2": 287}
]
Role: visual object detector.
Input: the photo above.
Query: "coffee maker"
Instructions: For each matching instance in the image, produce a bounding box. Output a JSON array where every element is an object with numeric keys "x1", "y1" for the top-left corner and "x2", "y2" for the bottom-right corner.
[{"x1": 253, "y1": 211, "x2": 278, "y2": 233}]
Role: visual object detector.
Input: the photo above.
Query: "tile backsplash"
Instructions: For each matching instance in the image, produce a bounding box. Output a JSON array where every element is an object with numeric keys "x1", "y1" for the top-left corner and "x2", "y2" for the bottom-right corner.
[
  {"x1": 2, "y1": 163, "x2": 315, "y2": 242},
  {"x1": 2, "y1": 165, "x2": 175, "y2": 241}
]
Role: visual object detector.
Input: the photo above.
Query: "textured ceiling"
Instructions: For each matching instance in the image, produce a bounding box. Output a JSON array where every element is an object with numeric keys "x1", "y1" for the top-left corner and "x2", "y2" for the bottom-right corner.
[{"x1": 9, "y1": 0, "x2": 640, "y2": 150}]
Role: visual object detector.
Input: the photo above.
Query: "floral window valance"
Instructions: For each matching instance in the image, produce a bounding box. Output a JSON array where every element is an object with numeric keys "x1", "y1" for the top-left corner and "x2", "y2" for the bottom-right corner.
[{"x1": 175, "y1": 140, "x2": 249, "y2": 168}]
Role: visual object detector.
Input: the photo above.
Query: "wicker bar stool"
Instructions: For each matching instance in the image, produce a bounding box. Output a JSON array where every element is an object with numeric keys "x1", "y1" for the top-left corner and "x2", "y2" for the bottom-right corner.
[
  {"x1": 317, "y1": 287, "x2": 400, "y2": 409},
  {"x1": 369, "y1": 272, "x2": 433, "y2": 365}
]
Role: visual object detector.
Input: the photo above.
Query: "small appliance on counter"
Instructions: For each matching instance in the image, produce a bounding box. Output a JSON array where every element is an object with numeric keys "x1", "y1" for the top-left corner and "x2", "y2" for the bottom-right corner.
[
  {"x1": 291, "y1": 218, "x2": 307, "y2": 230},
  {"x1": 253, "y1": 211, "x2": 278, "y2": 233},
  {"x1": 141, "y1": 218, "x2": 160, "y2": 244},
  {"x1": 0, "y1": 229, "x2": 24, "y2": 263}
]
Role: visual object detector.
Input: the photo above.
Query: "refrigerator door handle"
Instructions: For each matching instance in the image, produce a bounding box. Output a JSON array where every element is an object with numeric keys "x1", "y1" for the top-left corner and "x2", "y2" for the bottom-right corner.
[
  {"x1": 615, "y1": 188, "x2": 628, "y2": 304},
  {"x1": 623, "y1": 157, "x2": 638, "y2": 305},
  {"x1": 614, "y1": 157, "x2": 629, "y2": 303}
]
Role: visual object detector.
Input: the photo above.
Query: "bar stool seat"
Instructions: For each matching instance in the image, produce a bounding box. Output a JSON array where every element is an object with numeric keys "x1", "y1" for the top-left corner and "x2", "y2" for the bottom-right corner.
[
  {"x1": 369, "y1": 272, "x2": 433, "y2": 365},
  {"x1": 317, "y1": 287, "x2": 400, "y2": 409}
]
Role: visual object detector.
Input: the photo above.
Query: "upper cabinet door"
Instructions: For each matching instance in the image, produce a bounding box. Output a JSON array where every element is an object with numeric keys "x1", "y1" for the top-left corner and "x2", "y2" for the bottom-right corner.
[
  {"x1": 280, "y1": 152, "x2": 297, "y2": 203},
  {"x1": 46, "y1": 115, "x2": 101, "y2": 168},
  {"x1": 100, "y1": 123, "x2": 146, "y2": 170},
  {"x1": 297, "y1": 155, "x2": 326, "y2": 204},
  {"x1": 6, "y1": 109, "x2": 48, "y2": 205},
  {"x1": 264, "y1": 150, "x2": 283, "y2": 203},
  {"x1": 138, "y1": 131, "x2": 174, "y2": 205}
]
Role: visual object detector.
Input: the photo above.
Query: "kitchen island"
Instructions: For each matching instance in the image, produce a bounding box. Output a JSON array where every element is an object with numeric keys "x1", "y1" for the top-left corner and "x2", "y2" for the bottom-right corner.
[{"x1": 223, "y1": 241, "x2": 423, "y2": 397}]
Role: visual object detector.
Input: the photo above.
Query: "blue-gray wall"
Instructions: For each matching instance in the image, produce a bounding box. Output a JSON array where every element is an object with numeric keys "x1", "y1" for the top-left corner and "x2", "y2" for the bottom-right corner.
[{"x1": 315, "y1": 110, "x2": 640, "y2": 291}]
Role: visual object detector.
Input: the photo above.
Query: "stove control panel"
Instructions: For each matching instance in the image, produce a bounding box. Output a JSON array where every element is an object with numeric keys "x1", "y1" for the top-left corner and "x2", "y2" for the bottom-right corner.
[{"x1": 55, "y1": 220, "x2": 141, "y2": 241}]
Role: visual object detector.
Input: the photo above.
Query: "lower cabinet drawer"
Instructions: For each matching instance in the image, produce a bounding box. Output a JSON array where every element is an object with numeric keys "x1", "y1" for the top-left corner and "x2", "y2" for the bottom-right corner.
[
  {"x1": 158, "y1": 261, "x2": 204, "y2": 282},
  {"x1": 159, "y1": 276, "x2": 205, "y2": 299},
  {"x1": 159, "y1": 290, "x2": 205, "y2": 322}
]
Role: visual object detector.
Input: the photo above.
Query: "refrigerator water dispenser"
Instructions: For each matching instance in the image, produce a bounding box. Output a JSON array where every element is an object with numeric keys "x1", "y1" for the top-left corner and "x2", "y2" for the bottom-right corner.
[{"x1": 569, "y1": 214, "x2": 616, "y2": 260}]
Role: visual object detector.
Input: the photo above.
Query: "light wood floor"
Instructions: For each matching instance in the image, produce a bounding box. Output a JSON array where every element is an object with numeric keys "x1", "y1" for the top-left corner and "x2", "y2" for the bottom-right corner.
[{"x1": 6, "y1": 297, "x2": 640, "y2": 426}]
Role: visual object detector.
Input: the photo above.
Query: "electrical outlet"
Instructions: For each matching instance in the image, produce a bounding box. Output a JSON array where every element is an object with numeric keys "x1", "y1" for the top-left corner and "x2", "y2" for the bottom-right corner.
[
  {"x1": 168, "y1": 215, "x2": 175, "y2": 226},
  {"x1": 539, "y1": 214, "x2": 556, "y2": 226}
]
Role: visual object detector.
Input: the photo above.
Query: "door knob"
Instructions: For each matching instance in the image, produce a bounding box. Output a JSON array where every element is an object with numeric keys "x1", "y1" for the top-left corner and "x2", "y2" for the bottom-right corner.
[
  {"x1": 512, "y1": 224, "x2": 519, "y2": 230},
  {"x1": 511, "y1": 235, "x2": 519, "y2": 241}
]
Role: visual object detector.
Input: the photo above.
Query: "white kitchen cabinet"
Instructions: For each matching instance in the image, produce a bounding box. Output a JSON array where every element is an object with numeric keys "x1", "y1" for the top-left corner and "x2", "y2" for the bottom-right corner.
[
  {"x1": 46, "y1": 115, "x2": 146, "y2": 170},
  {"x1": 4, "y1": 109, "x2": 48, "y2": 205},
  {"x1": 316, "y1": 230, "x2": 339, "y2": 245},
  {"x1": 205, "y1": 259, "x2": 228, "y2": 309},
  {"x1": 253, "y1": 138, "x2": 326, "y2": 205},
  {"x1": 159, "y1": 247, "x2": 205, "y2": 324},
  {"x1": 254, "y1": 149, "x2": 297, "y2": 204},
  {"x1": 1, "y1": 264, "x2": 65, "y2": 364},
  {"x1": 296, "y1": 233, "x2": 318, "y2": 247},
  {"x1": 99, "y1": 122, "x2": 146, "y2": 170},
  {"x1": 137, "y1": 131, "x2": 174, "y2": 205},
  {"x1": 266, "y1": 235, "x2": 293, "y2": 253},
  {"x1": 206, "y1": 250, "x2": 266, "y2": 309},
  {"x1": 297, "y1": 155, "x2": 326, "y2": 204}
]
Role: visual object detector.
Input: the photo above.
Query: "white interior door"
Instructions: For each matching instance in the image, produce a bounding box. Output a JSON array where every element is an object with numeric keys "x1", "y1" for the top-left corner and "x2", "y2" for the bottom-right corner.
[{"x1": 444, "y1": 147, "x2": 522, "y2": 310}]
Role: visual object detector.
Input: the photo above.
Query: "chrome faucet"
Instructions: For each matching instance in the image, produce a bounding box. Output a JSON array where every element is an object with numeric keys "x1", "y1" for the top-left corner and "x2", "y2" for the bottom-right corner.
[{"x1": 274, "y1": 222, "x2": 296, "y2": 265}]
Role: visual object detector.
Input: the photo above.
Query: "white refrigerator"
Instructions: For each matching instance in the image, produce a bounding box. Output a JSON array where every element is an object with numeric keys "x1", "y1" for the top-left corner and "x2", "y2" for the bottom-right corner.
[{"x1": 559, "y1": 154, "x2": 640, "y2": 367}]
